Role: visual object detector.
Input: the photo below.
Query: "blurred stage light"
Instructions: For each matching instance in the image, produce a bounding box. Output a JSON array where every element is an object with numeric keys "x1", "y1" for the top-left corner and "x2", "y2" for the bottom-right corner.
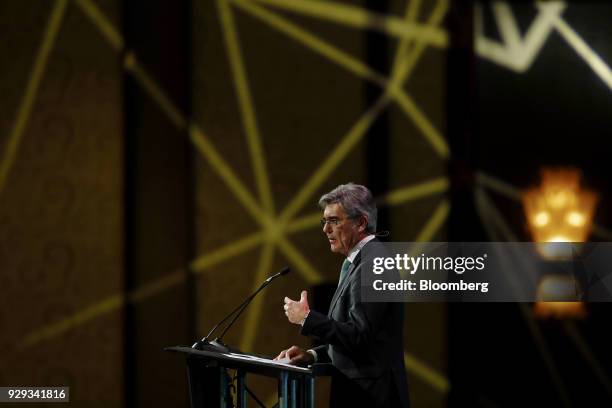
[
  {"x1": 523, "y1": 167, "x2": 598, "y2": 318},
  {"x1": 523, "y1": 168, "x2": 598, "y2": 259}
]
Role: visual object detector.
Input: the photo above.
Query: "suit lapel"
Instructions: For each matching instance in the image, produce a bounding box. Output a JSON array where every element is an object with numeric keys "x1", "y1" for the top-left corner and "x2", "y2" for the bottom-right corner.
[{"x1": 328, "y1": 252, "x2": 361, "y2": 317}]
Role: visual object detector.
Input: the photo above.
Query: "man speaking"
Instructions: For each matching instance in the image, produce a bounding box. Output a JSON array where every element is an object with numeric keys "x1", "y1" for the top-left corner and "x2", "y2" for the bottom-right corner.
[{"x1": 275, "y1": 183, "x2": 410, "y2": 408}]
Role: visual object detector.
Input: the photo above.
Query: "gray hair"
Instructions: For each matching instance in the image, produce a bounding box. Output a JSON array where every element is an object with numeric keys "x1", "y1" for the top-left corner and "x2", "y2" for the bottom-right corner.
[{"x1": 318, "y1": 183, "x2": 377, "y2": 233}]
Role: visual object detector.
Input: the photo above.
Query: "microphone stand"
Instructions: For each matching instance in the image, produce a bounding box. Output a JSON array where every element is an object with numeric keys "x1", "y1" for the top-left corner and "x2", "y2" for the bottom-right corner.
[{"x1": 192, "y1": 267, "x2": 290, "y2": 353}]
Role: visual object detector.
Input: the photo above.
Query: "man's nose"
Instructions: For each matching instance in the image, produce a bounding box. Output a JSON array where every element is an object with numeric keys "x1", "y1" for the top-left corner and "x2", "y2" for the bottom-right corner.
[{"x1": 323, "y1": 222, "x2": 332, "y2": 233}]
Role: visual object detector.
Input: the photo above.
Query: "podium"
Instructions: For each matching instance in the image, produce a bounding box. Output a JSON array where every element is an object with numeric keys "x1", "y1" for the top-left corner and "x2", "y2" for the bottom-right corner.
[{"x1": 165, "y1": 346, "x2": 331, "y2": 408}]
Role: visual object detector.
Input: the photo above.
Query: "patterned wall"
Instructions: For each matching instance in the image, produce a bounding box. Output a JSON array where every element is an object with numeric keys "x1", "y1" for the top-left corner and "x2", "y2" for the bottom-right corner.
[
  {"x1": 1, "y1": 1, "x2": 610, "y2": 407},
  {"x1": 0, "y1": 0, "x2": 123, "y2": 406},
  {"x1": 192, "y1": 0, "x2": 449, "y2": 406}
]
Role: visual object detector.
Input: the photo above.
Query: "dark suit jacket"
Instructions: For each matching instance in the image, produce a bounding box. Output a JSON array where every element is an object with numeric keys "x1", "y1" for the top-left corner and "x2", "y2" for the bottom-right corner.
[{"x1": 301, "y1": 238, "x2": 410, "y2": 408}]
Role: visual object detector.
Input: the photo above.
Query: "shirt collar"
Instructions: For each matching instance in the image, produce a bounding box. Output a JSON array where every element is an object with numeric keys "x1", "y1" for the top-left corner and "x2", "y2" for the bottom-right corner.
[{"x1": 346, "y1": 234, "x2": 375, "y2": 264}]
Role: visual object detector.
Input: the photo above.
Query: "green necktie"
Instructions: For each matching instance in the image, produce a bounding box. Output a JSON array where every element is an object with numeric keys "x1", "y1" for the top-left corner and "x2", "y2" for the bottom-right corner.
[{"x1": 339, "y1": 258, "x2": 351, "y2": 286}]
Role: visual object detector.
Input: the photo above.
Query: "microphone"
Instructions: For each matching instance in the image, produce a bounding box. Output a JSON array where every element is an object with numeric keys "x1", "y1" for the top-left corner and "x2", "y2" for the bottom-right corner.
[
  {"x1": 192, "y1": 266, "x2": 291, "y2": 353},
  {"x1": 265, "y1": 265, "x2": 290, "y2": 282}
]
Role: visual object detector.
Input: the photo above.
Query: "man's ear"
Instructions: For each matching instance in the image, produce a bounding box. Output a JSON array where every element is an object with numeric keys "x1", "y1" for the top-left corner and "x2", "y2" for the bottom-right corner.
[{"x1": 359, "y1": 215, "x2": 368, "y2": 231}]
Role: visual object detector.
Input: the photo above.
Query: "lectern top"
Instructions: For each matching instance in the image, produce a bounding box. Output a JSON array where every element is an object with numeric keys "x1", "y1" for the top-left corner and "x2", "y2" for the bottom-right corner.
[{"x1": 164, "y1": 346, "x2": 312, "y2": 378}]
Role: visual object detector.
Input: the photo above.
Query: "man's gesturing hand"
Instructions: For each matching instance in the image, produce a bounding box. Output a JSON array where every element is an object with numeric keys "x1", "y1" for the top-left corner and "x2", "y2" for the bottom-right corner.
[
  {"x1": 283, "y1": 290, "x2": 310, "y2": 324},
  {"x1": 274, "y1": 345, "x2": 314, "y2": 366}
]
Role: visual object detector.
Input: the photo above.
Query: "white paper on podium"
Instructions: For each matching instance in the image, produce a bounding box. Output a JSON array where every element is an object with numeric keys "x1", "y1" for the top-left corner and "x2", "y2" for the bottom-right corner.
[{"x1": 228, "y1": 352, "x2": 309, "y2": 372}]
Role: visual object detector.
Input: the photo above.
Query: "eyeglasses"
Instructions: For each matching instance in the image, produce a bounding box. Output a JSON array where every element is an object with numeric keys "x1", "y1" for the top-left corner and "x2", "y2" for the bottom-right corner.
[{"x1": 320, "y1": 217, "x2": 354, "y2": 228}]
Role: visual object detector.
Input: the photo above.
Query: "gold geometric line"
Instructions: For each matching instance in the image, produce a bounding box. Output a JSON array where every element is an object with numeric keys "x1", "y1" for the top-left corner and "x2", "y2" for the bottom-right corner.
[
  {"x1": 5, "y1": 4, "x2": 274, "y2": 348},
  {"x1": 391, "y1": 0, "x2": 422, "y2": 73},
  {"x1": 492, "y1": 3, "x2": 523, "y2": 52},
  {"x1": 56, "y1": 0, "x2": 312, "y2": 349},
  {"x1": 239, "y1": 241, "x2": 275, "y2": 352},
  {"x1": 20, "y1": 269, "x2": 187, "y2": 348},
  {"x1": 142, "y1": 106, "x2": 269, "y2": 228},
  {"x1": 21, "y1": 294, "x2": 125, "y2": 348},
  {"x1": 250, "y1": 0, "x2": 448, "y2": 47},
  {"x1": 248, "y1": 1, "x2": 446, "y2": 222},
  {"x1": 21, "y1": 236, "x2": 270, "y2": 348},
  {"x1": 75, "y1": 0, "x2": 184, "y2": 131},
  {"x1": 402, "y1": 198, "x2": 449, "y2": 265},
  {"x1": 278, "y1": 94, "x2": 391, "y2": 225},
  {"x1": 474, "y1": 2, "x2": 565, "y2": 73},
  {"x1": 475, "y1": 188, "x2": 572, "y2": 407},
  {"x1": 404, "y1": 352, "x2": 450, "y2": 393},
  {"x1": 380, "y1": 177, "x2": 449, "y2": 206},
  {"x1": 518, "y1": 305, "x2": 572, "y2": 407},
  {"x1": 476, "y1": 171, "x2": 521, "y2": 201},
  {"x1": 231, "y1": 0, "x2": 387, "y2": 87},
  {"x1": 218, "y1": 0, "x2": 276, "y2": 214},
  {"x1": 276, "y1": 237, "x2": 323, "y2": 284},
  {"x1": 413, "y1": 199, "x2": 450, "y2": 243},
  {"x1": 20, "y1": 0, "x2": 446, "y2": 355},
  {"x1": 189, "y1": 124, "x2": 270, "y2": 227},
  {"x1": 280, "y1": 0, "x2": 445, "y2": 221},
  {"x1": 563, "y1": 321, "x2": 612, "y2": 396},
  {"x1": 0, "y1": 0, "x2": 67, "y2": 198},
  {"x1": 475, "y1": 187, "x2": 519, "y2": 242},
  {"x1": 191, "y1": 232, "x2": 266, "y2": 273},
  {"x1": 75, "y1": 0, "x2": 269, "y2": 229},
  {"x1": 128, "y1": 269, "x2": 186, "y2": 303},
  {"x1": 235, "y1": 0, "x2": 449, "y2": 159},
  {"x1": 124, "y1": 54, "x2": 187, "y2": 130},
  {"x1": 476, "y1": 186, "x2": 547, "y2": 294},
  {"x1": 242, "y1": 0, "x2": 446, "y2": 91},
  {"x1": 76, "y1": 0, "x2": 185, "y2": 129},
  {"x1": 473, "y1": 188, "x2": 508, "y2": 241},
  {"x1": 285, "y1": 212, "x2": 322, "y2": 235},
  {"x1": 392, "y1": 91, "x2": 449, "y2": 158},
  {"x1": 283, "y1": 177, "x2": 449, "y2": 237},
  {"x1": 386, "y1": 0, "x2": 449, "y2": 158},
  {"x1": 474, "y1": 187, "x2": 535, "y2": 293},
  {"x1": 283, "y1": 178, "x2": 449, "y2": 237},
  {"x1": 124, "y1": 56, "x2": 272, "y2": 234},
  {"x1": 74, "y1": 0, "x2": 123, "y2": 51},
  {"x1": 553, "y1": 17, "x2": 612, "y2": 90},
  {"x1": 517, "y1": 301, "x2": 571, "y2": 408},
  {"x1": 387, "y1": 0, "x2": 449, "y2": 81}
]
